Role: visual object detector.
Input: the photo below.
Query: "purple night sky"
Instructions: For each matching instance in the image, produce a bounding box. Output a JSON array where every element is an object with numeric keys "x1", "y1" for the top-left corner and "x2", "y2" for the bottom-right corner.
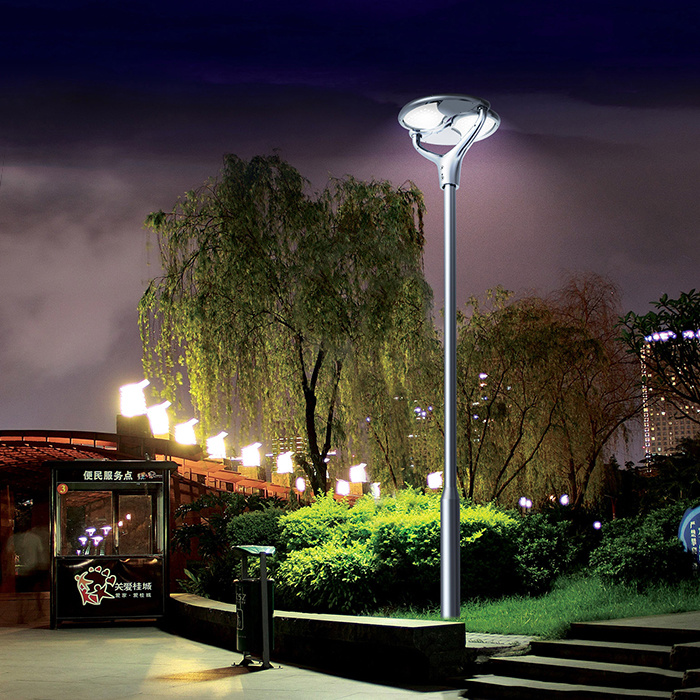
[{"x1": 1, "y1": 0, "x2": 700, "y2": 450}]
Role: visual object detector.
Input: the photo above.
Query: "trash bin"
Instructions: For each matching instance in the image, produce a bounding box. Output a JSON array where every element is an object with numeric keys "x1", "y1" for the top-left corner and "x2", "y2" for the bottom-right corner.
[{"x1": 233, "y1": 545, "x2": 275, "y2": 668}]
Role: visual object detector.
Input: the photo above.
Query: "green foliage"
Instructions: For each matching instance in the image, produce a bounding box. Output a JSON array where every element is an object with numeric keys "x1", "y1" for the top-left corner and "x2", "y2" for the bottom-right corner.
[
  {"x1": 276, "y1": 542, "x2": 377, "y2": 614},
  {"x1": 621, "y1": 289, "x2": 700, "y2": 415},
  {"x1": 226, "y1": 508, "x2": 286, "y2": 553},
  {"x1": 380, "y1": 575, "x2": 700, "y2": 639},
  {"x1": 513, "y1": 513, "x2": 574, "y2": 596},
  {"x1": 172, "y1": 491, "x2": 288, "y2": 602},
  {"x1": 590, "y1": 501, "x2": 696, "y2": 588},
  {"x1": 140, "y1": 154, "x2": 432, "y2": 496}
]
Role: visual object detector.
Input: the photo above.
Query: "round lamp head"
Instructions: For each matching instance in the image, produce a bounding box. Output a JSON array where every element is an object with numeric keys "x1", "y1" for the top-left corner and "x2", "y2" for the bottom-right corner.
[{"x1": 399, "y1": 94, "x2": 500, "y2": 146}]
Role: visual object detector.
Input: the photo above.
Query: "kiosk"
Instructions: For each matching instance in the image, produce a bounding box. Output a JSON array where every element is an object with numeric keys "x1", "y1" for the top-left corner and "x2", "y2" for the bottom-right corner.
[{"x1": 49, "y1": 459, "x2": 177, "y2": 628}]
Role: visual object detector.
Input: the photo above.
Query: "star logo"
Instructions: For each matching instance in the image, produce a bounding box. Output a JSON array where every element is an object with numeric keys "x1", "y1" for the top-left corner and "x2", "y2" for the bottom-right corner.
[{"x1": 75, "y1": 566, "x2": 117, "y2": 606}]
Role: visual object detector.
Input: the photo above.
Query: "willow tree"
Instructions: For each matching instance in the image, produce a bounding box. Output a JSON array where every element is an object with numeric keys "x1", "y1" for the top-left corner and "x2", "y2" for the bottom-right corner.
[{"x1": 139, "y1": 154, "x2": 429, "y2": 495}]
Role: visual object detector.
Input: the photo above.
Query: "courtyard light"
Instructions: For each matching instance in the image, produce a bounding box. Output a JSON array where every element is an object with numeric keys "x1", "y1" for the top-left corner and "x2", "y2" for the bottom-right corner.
[
  {"x1": 277, "y1": 451, "x2": 294, "y2": 474},
  {"x1": 241, "y1": 442, "x2": 262, "y2": 467},
  {"x1": 206, "y1": 431, "x2": 228, "y2": 460},
  {"x1": 349, "y1": 463, "x2": 368, "y2": 483},
  {"x1": 174, "y1": 418, "x2": 198, "y2": 445},
  {"x1": 400, "y1": 94, "x2": 499, "y2": 618},
  {"x1": 119, "y1": 379, "x2": 150, "y2": 417},
  {"x1": 146, "y1": 401, "x2": 171, "y2": 437}
]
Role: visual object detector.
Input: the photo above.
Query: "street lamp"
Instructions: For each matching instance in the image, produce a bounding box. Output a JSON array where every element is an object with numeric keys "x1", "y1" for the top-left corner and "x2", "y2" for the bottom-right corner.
[{"x1": 399, "y1": 94, "x2": 499, "y2": 619}]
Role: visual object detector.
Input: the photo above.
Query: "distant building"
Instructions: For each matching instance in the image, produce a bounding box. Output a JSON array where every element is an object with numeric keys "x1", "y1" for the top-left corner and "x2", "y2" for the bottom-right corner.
[{"x1": 642, "y1": 336, "x2": 700, "y2": 455}]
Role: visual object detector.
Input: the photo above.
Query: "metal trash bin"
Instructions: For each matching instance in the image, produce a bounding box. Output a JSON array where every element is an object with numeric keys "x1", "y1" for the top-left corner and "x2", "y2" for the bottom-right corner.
[{"x1": 233, "y1": 545, "x2": 275, "y2": 669}]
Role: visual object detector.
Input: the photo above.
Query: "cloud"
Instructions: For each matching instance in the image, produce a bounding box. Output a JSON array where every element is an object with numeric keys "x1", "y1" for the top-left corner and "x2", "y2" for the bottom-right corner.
[{"x1": 0, "y1": 164, "x2": 151, "y2": 379}]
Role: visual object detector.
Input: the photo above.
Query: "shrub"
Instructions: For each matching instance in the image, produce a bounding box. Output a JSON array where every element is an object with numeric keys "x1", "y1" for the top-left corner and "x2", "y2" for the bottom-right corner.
[
  {"x1": 226, "y1": 507, "x2": 286, "y2": 553},
  {"x1": 589, "y1": 501, "x2": 697, "y2": 588},
  {"x1": 276, "y1": 542, "x2": 377, "y2": 613},
  {"x1": 513, "y1": 513, "x2": 573, "y2": 596},
  {"x1": 279, "y1": 494, "x2": 375, "y2": 550}
]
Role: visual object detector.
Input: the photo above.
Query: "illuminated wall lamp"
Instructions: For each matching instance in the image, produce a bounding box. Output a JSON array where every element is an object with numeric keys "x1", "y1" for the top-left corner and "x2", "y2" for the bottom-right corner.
[
  {"x1": 277, "y1": 451, "x2": 294, "y2": 474},
  {"x1": 349, "y1": 463, "x2": 368, "y2": 483},
  {"x1": 206, "y1": 431, "x2": 228, "y2": 460},
  {"x1": 147, "y1": 401, "x2": 171, "y2": 437},
  {"x1": 241, "y1": 442, "x2": 262, "y2": 467},
  {"x1": 119, "y1": 379, "x2": 150, "y2": 417},
  {"x1": 427, "y1": 471, "x2": 443, "y2": 490},
  {"x1": 174, "y1": 418, "x2": 198, "y2": 445}
]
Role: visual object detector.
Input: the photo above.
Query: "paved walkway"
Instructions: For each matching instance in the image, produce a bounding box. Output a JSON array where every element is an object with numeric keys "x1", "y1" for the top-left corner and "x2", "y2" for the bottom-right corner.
[{"x1": 0, "y1": 625, "x2": 464, "y2": 700}]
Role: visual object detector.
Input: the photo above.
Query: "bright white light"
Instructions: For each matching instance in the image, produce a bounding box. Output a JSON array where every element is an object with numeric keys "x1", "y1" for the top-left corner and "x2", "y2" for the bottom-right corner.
[
  {"x1": 559, "y1": 494, "x2": 570, "y2": 506},
  {"x1": 593, "y1": 521, "x2": 602, "y2": 530},
  {"x1": 147, "y1": 401, "x2": 171, "y2": 436},
  {"x1": 85, "y1": 528, "x2": 96, "y2": 536},
  {"x1": 277, "y1": 451, "x2": 294, "y2": 474},
  {"x1": 519, "y1": 497, "x2": 532, "y2": 509},
  {"x1": 427, "y1": 471, "x2": 443, "y2": 489},
  {"x1": 101, "y1": 526, "x2": 112, "y2": 535},
  {"x1": 349, "y1": 463, "x2": 368, "y2": 483},
  {"x1": 206, "y1": 431, "x2": 228, "y2": 460},
  {"x1": 336, "y1": 479, "x2": 350, "y2": 496},
  {"x1": 78, "y1": 537, "x2": 88, "y2": 545},
  {"x1": 402, "y1": 102, "x2": 444, "y2": 130},
  {"x1": 119, "y1": 379, "x2": 150, "y2": 417},
  {"x1": 241, "y1": 442, "x2": 262, "y2": 467},
  {"x1": 295, "y1": 477, "x2": 306, "y2": 493},
  {"x1": 370, "y1": 482, "x2": 381, "y2": 499},
  {"x1": 174, "y1": 418, "x2": 199, "y2": 445}
]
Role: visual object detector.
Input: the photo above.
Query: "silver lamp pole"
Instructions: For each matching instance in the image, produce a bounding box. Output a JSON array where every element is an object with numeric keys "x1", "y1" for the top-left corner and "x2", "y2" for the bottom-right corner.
[{"x1": 399, "y1": 95, "x2": 499, "y2": 618}]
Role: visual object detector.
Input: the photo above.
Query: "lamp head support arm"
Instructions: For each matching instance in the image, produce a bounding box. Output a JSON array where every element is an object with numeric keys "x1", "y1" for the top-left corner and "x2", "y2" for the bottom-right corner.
[
  {"x1": 398, "y1": 94, "x2": 500, "y2": 189},
  {"x1": 409, "y1": 105, "x2": 487, "y2": 189}
]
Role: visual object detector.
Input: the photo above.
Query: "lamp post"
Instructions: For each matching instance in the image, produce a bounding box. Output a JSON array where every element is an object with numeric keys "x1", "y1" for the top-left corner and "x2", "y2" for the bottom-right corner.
[{"x1": 399, "y1": 94, "x2": 499, "y2": 618}]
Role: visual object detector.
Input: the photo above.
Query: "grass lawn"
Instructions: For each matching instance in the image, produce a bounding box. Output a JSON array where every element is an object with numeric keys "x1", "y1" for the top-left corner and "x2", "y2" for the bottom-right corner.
[{"x1": 376, "y1": 575, "x2": 700, "y2": 638}]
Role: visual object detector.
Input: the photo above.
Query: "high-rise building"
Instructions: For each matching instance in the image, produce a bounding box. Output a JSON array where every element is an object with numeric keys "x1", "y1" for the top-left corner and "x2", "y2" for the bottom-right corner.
[{"x1": 642, "y1": 337, "x2": 700, "y2": 455}]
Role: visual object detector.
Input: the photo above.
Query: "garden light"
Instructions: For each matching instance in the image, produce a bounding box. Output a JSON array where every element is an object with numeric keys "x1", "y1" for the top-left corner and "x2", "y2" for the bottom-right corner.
[
  {"x1": 349, "y1": 463, "x2": 368, "y2": 483},
  {"x1": 277, "y1": 451, "x2": 294, "y2": 474},
  {"x1": 241, "y1": 442, "x2": 262, "y2": 467},
  {"x1": 147, "y1": 401, "x2": 171, "y2": 437},
  {"x1": 400, "y1": 94, "x2": 499, "y2": 619},
  {"x1": 119, "y1": 379, "x2": 150, "y2": 417},
  {"x1": 427, "y1": 471, "x2": 443, "y2": 490},
  {"x1": 206, "y1": 431, "x2": 228, "y2": 459},
  {"x1": 174, "y1": 418, "x2": 198, "y2": 445},
  {"x1": 336, "y1": 479, "x2": 350, "y2": 496}
]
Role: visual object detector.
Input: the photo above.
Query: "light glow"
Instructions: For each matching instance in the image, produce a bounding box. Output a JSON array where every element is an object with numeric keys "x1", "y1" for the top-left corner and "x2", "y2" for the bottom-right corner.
[
  {"x1": 349, "y1": 463, "x2": 368, "y2": 483},
  {"x1": 241, "y1": 442, "x2": 262, "y2": 467},
  {"x1": 147, "y1": 401, "x2": 171, "y2": 436},
  {"x1": 119, "y1": 379, "x2": 150, "y2": 417},
  {"x1": 559, "y1": 494, "x2": 570, "y2": 506},
  {"x1": 277, "y1": 451, "x2": 294, "y2": 474},
  {"x1": 402, "y1": 101, "x2": 444, "y2": 130},
  {"x1": 370, "y1": 482, "x2": 381, "y2": 499},
  {"x1": 593, "y1": 520, "x2": 602, "y2": 530},
  {"x1": 206, "y1": 431, "x2": 228, "y2": 459},
  {"x1": 336, "y1": 479, "x2": 350, "y2": 496},
  {"x1": 295, "y1": 477, "x2": 306, "y2": 493},
  {"x1": 427, "y1": 471, "x2": 443, "y2": 490},
  {"x1": 174, "y1": 418, "x2": 199, "y2": 445}
]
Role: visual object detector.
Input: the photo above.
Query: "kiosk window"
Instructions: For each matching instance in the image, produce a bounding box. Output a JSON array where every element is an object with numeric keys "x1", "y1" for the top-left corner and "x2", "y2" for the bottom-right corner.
[
  {"x1": 117, "y1": 494, "x2": 154, "y2": 555},
  {"x1": 60, "y1": 491, "x2": 115, "y2": 556},
  {"x1": 58, "y1": 487, "x2": 160, "y2": 556}
]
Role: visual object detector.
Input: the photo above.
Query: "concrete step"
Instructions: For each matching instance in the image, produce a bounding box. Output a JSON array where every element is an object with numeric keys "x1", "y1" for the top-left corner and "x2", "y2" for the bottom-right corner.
[
  {"x1": 486, "y1": 654, "x2": 685, "y2": 692},
  {"x1": 674, "y1": 689, "x2": 700, "y2": 698},
  {"x1": 531, "y1": 638, "x2": 673, "y2": 668},
  {"x1": 570, "y1": 622, "x2": 700, "y2": 648},
  {"x1": 464, "y1": 674, "x2": 672, "y2": 699}
]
